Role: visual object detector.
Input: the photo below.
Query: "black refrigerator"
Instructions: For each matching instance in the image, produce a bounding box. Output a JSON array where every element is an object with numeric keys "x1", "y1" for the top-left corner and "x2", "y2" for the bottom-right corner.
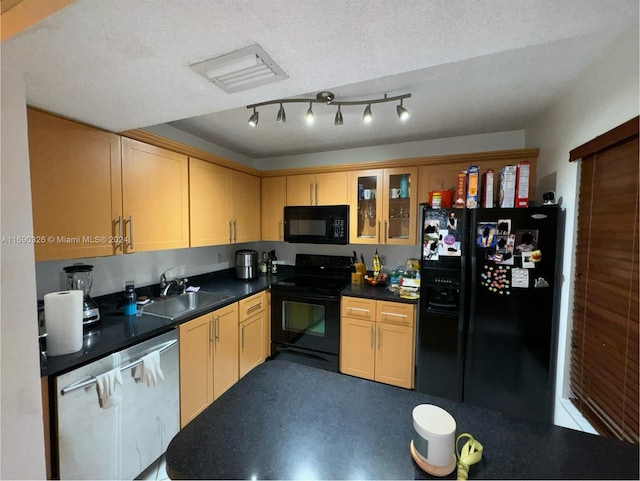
[{"x1": 416, "y1": 205, "x2": 560, "y2": 424}]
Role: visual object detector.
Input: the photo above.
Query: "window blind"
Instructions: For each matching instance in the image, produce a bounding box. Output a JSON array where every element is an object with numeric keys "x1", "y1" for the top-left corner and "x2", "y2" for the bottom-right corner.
[{"x1": 569, "y1": 118, "x2": 639, "y2": 443}]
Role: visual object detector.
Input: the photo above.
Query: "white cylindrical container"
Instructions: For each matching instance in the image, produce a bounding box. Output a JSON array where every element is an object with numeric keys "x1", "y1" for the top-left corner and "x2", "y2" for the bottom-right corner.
[
  {"x1": 44, "y1": 290, "x2": 83, "y2": 356},
  {"x1": 410, "y1": 404, "x2": 456, "y2": 476}
]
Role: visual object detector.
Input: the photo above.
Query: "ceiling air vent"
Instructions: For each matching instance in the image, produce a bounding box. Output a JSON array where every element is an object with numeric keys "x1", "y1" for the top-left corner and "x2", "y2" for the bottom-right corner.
[{"x1": 189, "y1": 44, "x2": 288, "y2": 94}]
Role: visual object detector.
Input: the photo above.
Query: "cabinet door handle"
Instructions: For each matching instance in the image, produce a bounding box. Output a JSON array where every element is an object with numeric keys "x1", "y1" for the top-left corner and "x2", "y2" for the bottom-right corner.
[
  {"x1": 229, "y1": 221, "x2": 233, "y2": 243},
  {"x1": 370, "y1": 325, "x2": 374, "y2": 349},
  {"x1": 377, "y1": 221, "x2": 381, "y2": 243},
  {"x1": 127, "y1": 215, "x2": 134, "y2": 250},
  {"x1": 114, "y1": 216, "x2": 123, "y2": 252},
  {"x1": 241, "y1": 324, "x2": 245, "y2": 350},
  {"x1": 377, "y1": 326, "x2": 381, "y2": 350},
  {"x1": 215, "y1": 315, "x2": 220, "y2": 342},
  {"x1": 315, "y1": 183, "x2": 319, "y2": 205},
  {"x1": 309, "y1": 184, "x2": 313, "y2": 205},
  {"x1": 209, "y1": 319, "x2": 214, "y2": 343},
  {"x1": 234, "y1": 220, "x2": 237, "y2": 242},
  {"x1": 278, "y1": 221, "x2": 283, "y2": 240},
  {"x1": 384, "y1": 220, "x2": 388, "y2": 243}
]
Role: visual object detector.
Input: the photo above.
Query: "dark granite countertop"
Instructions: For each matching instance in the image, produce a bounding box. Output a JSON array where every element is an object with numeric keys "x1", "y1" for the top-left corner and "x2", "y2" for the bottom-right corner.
[
  {"x1": 166, "y1": 360, "x2": 639, "y2": 480},
  {"x1": 342, "y1": 283, "x2": 419, "y2": 304},
  {"x1": 40, "y1": 267, "x2": 294, "y2": 377},
  {"x1": 41, "y1": 267, "x2": 418, "y2": 377}
]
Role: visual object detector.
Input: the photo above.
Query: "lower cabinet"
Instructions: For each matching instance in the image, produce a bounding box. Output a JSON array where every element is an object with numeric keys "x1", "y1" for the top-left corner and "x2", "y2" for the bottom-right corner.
[
  {"x1": 179, "y1": 292, "x2": 270, "y2": 428},
  {"x1": 340, "y1": 296, "x2": 415, "y2": 389},
  {"x1": 178, "y1": 303, "x2": 239, "y2": 428},
  {"x1": 238, "y1": 291, "x2": 267, "y2": 378}
]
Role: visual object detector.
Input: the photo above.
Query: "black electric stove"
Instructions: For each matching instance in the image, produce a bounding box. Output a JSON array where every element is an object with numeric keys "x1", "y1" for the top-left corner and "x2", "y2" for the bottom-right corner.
[
  {"x1": 271, "y1": 254, "x2": 352, "y2": 297},
  {"x1": 270, "y1": 254, "x2": 353, "y2": 371}
]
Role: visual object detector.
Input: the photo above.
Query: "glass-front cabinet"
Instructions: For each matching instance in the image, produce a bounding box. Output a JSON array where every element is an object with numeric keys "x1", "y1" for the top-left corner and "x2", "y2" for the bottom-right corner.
[{"x1": 348, "y1": 167, "x2": 417, "y2": 245}]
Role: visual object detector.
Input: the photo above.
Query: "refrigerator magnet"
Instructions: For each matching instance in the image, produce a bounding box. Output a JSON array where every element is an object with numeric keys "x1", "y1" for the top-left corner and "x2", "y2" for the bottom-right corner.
[
  {"x1": 477, "y1": 222, "x2": 497, "y2": 248},
  {"x1": 521, "y1": 252, "x2": 535, "y2": 268},
  {"x1": 512, "y1": 268, "x2": 529, "y2": 288}
]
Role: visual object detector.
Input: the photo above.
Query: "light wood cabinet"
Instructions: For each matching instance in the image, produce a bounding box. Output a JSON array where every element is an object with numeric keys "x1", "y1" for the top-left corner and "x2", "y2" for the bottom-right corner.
[
  {"x1": 261, "y1": 176, "x2": 286, "y2": 240},
  {"x1": 28, "y1": 109, "x2": 190, "y2": 260},
  {"x1": 238, "y1": 291, "x2": 267, "y2": 378},
  {"x1": 178, "y1": 302, "x2": 239, "y2": 427},
  {"x1": 121, "y1": 138, "x2": 189, "y2": 253},
  {"x1": 212, "y1": 303, "x2": 239, "y2": 399},
  {"x1": 231, "y1": 170, "x2": 261, "y2": 243},
  {"x1": 287, "y1": 172, "x2": 348, "y2": 206},
  {"x1": 189, "y1": 158, "x2": 260, "y2": 246},
  {"x1": 348, "y1": 167, "x2": 417, "y2": 245},
  {"x1": 189, "y1": 158, "x2": 232, "y2": 246},
  {"x1": 178, "y1": 313, "x2": 214, "y2": 428},
  {"x1": 27, "y1": 109, "x2": 122, "y2": 261},
  {"x1": 418, "y1": 156, "x2": 537, "y2": 204},
  {"x1": 340, "y1": 296, "x2": 415, "y2": 389}
]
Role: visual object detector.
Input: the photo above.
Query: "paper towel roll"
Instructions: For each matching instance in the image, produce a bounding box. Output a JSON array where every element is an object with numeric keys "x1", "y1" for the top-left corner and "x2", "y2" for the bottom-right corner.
[{"x1": 44, "y1": 290, "x2": 83, "y2": 356}]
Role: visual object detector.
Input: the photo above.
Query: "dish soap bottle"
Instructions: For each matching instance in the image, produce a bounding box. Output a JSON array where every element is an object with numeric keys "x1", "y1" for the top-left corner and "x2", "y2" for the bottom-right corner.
[{"x1": 373, "y1": 249, "x2": 381, "y2": 276}]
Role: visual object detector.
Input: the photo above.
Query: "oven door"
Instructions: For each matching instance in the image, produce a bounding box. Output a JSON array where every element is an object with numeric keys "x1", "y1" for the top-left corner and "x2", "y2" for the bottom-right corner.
[{"x1": 270, "y1": 289, "x2": 340, "y2": 355}]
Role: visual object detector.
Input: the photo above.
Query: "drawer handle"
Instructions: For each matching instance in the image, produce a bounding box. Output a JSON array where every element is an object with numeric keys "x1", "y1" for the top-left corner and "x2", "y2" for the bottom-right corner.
[
  {"x1": 246, "y1": 302, "x2": 262, "y2": 313},
  {"x1": 347, "y1": 307, "x2": 370, "y2": 313},
  {"x1": 380, "y1": 311, "x2": 408, "y2": 318}
]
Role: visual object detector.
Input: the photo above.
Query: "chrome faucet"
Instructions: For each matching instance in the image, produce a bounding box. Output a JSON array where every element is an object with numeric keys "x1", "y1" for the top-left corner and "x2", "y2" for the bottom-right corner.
[{"x1": 159, "y1": 267, "x2": 188, "y2": 297}]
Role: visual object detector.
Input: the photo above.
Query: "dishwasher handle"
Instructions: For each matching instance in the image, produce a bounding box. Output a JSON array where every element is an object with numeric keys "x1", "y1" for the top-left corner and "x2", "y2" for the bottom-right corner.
[{"x1": 60, "y1": 339, "x2": 177, "y2": 396}]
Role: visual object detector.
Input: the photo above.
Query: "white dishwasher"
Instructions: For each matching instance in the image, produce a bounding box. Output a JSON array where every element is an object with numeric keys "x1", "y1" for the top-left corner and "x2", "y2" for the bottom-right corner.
[{"x1": 54, "y1": 329, "x2": 179, "y2": 480}]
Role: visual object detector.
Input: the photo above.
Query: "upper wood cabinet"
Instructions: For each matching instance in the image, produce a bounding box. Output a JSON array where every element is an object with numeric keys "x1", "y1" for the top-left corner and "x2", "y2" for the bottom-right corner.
[
  {"x1": 261, "y1": 176, "x2": 286, "y2": 241},
  {"x1": 28, "y1": 109, "x2": 122, "y2": 261},
  {"x1": 231, "y1": 170, "x2": 261, "y2": 243},
  {"x1": 348, "y1": 167, "x2": 417, "y2": 245},
  {"x1": 121, "y1": 138, "x2": 189, "y2": 253},
  {"x1": 286, "y1": 172, "x2": 348, "y2": 206},
  {"x1": 418, "y1": 155, "x2": 538, "y2": 204},
  {"x1": 189, "y1": 158, "x2": 260, "y2": 246},
  {"x1": 189, "y1": 157, "x2": 231, "y2": 246}
]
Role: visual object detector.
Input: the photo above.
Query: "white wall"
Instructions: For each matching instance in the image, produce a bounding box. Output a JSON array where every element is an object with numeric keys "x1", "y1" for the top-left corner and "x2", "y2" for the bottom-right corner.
[
  {"x1": 0, "y1": 67, "x2": 46, "y2": 479},
  {"x1": 525, "y1": 25, "x2": 639, "y2": 431}
]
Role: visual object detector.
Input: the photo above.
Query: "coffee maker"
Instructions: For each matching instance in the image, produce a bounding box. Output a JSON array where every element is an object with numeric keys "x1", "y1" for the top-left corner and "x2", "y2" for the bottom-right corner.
[{"x1": 63, "y1": 264, "x2": 100, "y2": 325}]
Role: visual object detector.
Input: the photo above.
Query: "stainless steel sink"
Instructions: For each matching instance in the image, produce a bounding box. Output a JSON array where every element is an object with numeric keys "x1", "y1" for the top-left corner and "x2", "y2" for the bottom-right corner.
[{"x1": 142, "y1": 291, "x2": 233, "y2": 320}]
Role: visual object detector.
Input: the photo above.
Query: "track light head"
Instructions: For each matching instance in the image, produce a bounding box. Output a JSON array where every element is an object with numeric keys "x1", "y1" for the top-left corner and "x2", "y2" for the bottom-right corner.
[
  {"x1": 396, "y1": 99, "x2": 410, "y2": 121},
  {"x1": 277, "y1": 103, "x2": 286, "y2": 123},
  {"x1": 248, "y1": 108, "x2": 259, "y2": 127},
  {"x1": 363, "y1": 104, "x2": 373, "y2": 123},
  {"x1": 334, "y1": 106, "x2": 343, "y2": 126},
  {"x1": 305, "y1": 102, "x2": 315, "y2": 125}
]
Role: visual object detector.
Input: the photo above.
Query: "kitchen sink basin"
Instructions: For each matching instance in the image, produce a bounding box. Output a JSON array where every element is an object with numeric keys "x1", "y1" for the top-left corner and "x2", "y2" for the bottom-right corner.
[{"x1": 142, "y1": 291, "x2": 234, "y2": 320}]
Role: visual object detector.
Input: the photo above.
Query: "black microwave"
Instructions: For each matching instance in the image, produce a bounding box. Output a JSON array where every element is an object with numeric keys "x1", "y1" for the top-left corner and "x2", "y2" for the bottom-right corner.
[{"x1": 284, "y1": 205, "x2": 349, "y2": 244}]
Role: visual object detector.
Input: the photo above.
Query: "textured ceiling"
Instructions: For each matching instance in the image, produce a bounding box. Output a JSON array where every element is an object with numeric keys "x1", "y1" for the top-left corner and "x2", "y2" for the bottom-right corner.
[{"x1": 3, "y1": 0, "x2": 638, "y2": 159}]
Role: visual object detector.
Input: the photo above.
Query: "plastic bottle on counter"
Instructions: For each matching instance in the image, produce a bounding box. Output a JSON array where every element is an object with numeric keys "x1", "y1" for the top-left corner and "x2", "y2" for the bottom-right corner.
[
  {"x1": 123, "y1": 282, "x2": 137, "y2": 316},
  {"x1": 373, "y1": 249, "x2": 381, "y2": 276}
]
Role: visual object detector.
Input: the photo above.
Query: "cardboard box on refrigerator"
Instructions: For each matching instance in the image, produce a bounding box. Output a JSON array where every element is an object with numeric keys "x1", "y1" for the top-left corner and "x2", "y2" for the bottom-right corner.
[
  {"x1": 466, "y1": 165, "x2": 479, "y2": 209},
  {"x1": 481, "y1": 170, "x2": 494, "y2": 208},
  {"x1": 515, "y1": 162, "x2": 530, "y2": 208},
  {"x1": 454, "y1": 171, "x2": 466, "y2": 208},
  {"x1": 498, "y1": 165, "x2": 517, "y2": 208}
]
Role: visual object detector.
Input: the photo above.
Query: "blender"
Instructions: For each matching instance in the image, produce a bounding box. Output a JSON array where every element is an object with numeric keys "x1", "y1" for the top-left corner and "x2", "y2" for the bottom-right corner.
[{"x1": 63, "y1": 264, "x2": 100, "y2": 325}]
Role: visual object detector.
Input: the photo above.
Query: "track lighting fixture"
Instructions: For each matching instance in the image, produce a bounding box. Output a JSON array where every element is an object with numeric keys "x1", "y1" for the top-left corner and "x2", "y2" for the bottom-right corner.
[
  {"x1": 277, "y1": 103, "x2": 286, "y2": 123},
  {"x1": 334, "y1": 105, "x2": 343, "y2": 126},
  {"x1": 246, "y1": 91, "x2": 410, "y2": 127},
  {"x1": 396, "y1": 99, "x2": 410, "y2": 121},
  {"x1": 305, "y1": 102, "x2": 315, "y2": 125},
  {"x1": 363, "y1": 104, "x2": 373, "y2": 123},
  {"x1": 248, "y1": 107, "x2": 259, "y2": 127}
]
